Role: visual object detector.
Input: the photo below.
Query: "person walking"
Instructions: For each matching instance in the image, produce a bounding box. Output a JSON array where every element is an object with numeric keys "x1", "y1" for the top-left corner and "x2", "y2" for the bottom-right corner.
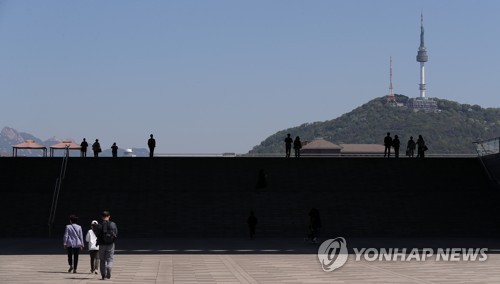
[
  {"x1": 92, "y1": 139, "x2": 101, "y2": 158},
  {"x1": 284, "y1": 133, "x2": 293, "y2": 158},
  {"x1": 293, "y1": 136, "x2": 302, "y2": 158},
  {"x1": 96, "y1": 211, "x2": 118, "y2": 280},
  {"x1": 85, "y1": 220, "x2": 100, "y2": 274},
  {"x1": 384, "y1": 132, "x2": 393, "y2": 158},
  {"x1": 63, "y1": 215, "x2": 84, "y2": 273},
  {"x1": 111, "y1": 143, "x2": 118, "y2": 158},
  {"x1": 416, "y1": 135, "x2": 426, "y2": 158},
  {"x1": 148, "y1": 134, "x2": 156, "y2": 158},
  {"x1": 247, "y1": 211, "x2": 258, "y2": 239},
  {"x1": 392, "y1": 135, "x2": 401, "y2": 158},
  {"x1": 80, "y1": 138, "x2": 88, "y2": 157},
  {"x1": 406, "y1": 136, "x2": 416, "y2": 158}
]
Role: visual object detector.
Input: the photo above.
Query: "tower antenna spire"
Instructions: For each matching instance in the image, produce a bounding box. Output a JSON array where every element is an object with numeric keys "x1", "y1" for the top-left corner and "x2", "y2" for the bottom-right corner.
[
  {"x1": 420, "y1": 12, "x2": 425, "y2": 48},
  {"x1": 389, "y1": 56, "x2": 393, "y2": 97},
  {"x1": 386, "y1": 56, "x2": 396, "y2": 105}
]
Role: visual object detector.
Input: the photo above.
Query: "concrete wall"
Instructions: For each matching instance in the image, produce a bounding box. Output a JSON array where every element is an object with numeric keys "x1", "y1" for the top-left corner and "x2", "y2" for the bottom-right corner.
[{"x1": 1, "y1": 157, "x2": 499, "y2": 238}]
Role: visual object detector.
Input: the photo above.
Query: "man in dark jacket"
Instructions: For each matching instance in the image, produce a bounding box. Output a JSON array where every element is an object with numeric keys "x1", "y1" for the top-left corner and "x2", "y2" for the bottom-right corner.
[
  {"x1": 407, "y1": 136, "x2": 416, "y2": 157},
  {"x1": 392, "y1": 135, "x2": 401, "y2": 158},
  {"x1": 92, "y1": 139, "x2": 101, "y2": 158},
  {"x1": 80, "y1": 138, "x2": 88, "y2": 157},
  {"x1": 148, "y1": 134, "x2": 156, "y2": 158},
  {"x1": 96, "y1": 211, "x2": 118, "y2": 280},
  {"x1": 384, "y1": 133, "x2": 393, "y2": 158},
  {"x1": 284, "y1": 134, "x2": 293, "y2": 158}
]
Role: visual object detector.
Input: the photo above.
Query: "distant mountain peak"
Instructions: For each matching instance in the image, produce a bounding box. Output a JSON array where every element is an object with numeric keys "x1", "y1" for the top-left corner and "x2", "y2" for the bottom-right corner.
[
  {"x1": 0, "y1": 126, "x2": 149, "y2": 157},
  {"x1": 1, "y1": 127, "x2": 24, "y2": 143},
  {"x1": 45, "y1": 136, "x2": 64, "y2": 143}
]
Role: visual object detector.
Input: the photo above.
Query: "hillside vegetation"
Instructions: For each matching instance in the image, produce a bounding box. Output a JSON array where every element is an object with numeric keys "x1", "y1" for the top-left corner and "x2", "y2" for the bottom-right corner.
[{"x1": 248, "y1": 95, "x2": 500, "y2": 154}]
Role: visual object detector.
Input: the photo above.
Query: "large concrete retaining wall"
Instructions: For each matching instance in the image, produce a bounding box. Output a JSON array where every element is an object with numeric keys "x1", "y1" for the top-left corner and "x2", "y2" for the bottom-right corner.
[{"x1": 1, "y1": 157, "x2": 499, "y2": 238}]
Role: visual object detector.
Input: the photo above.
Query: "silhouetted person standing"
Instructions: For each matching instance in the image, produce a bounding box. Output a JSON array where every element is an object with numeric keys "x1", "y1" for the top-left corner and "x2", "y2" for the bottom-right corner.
[
  {"x1": 384, "y1": 132, "x2": 392, "y2": 158},
  {"x1": 407, "y1": 136, "x2": 416, "y2": 158},
  {"x1": 111, "y1": 143, "x2": 118, "y2": 158},
  {"x1": 96, "y1": 211, "x2": 118, "y2": 280},
  {"x1": 293, "y1": 136, "x2": 302, "y2": 158},
  {"x1": 306, "y1": 208, "x2": 321, "y2": 243},
  {"x1": 92, "y1": 139, "x2": 101, "y2": 158},
  {"x1": 148, "y1": 134, "x2": 156, "y2": 158},
  {"x1": 80, "y1": 138, "x2": 88, "y2": 157},
  {"x1": 392, "y1": 135, "x2": 400, "y2": 158},
  {"x1": 247, "y1": 211, "x2": 258, "y2": 239},
  {"x1": 284, "y1": 133, "x2": 293, "y2": 158},
  {"x1": 417, "y1": 135, "x2": 426, "y2": 158}
]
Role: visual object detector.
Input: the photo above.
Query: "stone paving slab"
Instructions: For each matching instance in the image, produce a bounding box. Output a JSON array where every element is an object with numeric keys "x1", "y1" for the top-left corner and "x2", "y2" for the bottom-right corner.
[
  {"x1": 1, "y1": 238, "x2": 500, "y2": 283},
  {"x1": 1, "y1": 254, "x2": 500, "y2": 283}
]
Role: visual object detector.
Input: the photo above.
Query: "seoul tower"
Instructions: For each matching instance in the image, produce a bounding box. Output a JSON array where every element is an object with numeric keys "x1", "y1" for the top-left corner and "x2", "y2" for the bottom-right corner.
[{"x1": 416, "y1": 13, "x2": 428, "y2": 98}]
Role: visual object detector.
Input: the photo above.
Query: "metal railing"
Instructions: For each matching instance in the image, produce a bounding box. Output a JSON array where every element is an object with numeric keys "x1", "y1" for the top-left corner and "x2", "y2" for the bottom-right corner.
[
  {"x1": 239, "y1": 153, "x2": 477, "y2": 158},
  {"x1": 473, "y1": 137, "x2": 500, "y2": 157},
  {"x1": 472, "y1": 138, "x2": 500, "y2": 186},
  {"x1": 0, "y1": 152, "x2": 480, "y2": 158},
  {"x1": 48, "y1": 146, "x2": 69, "y2": 237}
]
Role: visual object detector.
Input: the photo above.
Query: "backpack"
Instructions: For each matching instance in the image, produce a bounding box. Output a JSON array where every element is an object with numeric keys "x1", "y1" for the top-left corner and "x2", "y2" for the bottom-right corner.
[{"x1": 101, "y1": 221, "x2": 116, "y2": 244}]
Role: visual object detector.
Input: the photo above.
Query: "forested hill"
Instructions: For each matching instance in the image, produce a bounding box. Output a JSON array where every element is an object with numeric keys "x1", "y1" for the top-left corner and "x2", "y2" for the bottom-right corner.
[{"x1": 248, "y1": 95, "x2": 500, "y2": 154}]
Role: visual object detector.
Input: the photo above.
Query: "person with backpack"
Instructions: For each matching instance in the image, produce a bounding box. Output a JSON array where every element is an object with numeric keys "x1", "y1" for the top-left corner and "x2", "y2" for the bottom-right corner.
[
  {"x1": 96, "y1": 211, "x2": 118, "y2": 280},
  {"x1": 416, "y1": 135, "x2": 427, "y2": 158},
  {"x1": 406, "y1": 136, "x2": 416, "y2": 158}
]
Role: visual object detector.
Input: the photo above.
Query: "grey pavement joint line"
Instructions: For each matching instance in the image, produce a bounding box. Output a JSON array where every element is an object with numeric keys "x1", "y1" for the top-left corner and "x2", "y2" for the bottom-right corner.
[
  {"x1": 359, "y1": 262, "x2": 438, "y2": 284},
  {"x1": 219, "y1": 255, "x2": 259, "y2": 284},
  {"x1": 155, "y1": 256, "x2": 172, "y2": 284}
]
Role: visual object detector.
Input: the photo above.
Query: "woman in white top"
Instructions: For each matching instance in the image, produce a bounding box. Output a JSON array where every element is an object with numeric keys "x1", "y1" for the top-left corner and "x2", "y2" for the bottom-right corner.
[
  {"x1": 63, "y1": 215, "x2": 84, "y2": 273},
  {"x1": 85, "y1": 220, "x2": 100, "y2": 274}
]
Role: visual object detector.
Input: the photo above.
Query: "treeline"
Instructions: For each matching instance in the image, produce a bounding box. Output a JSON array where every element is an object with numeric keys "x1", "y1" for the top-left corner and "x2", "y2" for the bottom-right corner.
[{"x1": 248, "y1": 95, "x2": 500, "y2": 154}]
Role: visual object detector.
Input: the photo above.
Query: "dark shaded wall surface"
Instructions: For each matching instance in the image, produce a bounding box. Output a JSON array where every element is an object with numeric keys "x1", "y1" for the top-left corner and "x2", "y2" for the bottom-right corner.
[
  {"x1": 483, "y1": 154, "x2": 500, "y2": 184},
  {"x1": 1, "y1": 157, "x2": 498, "y2": 238}
]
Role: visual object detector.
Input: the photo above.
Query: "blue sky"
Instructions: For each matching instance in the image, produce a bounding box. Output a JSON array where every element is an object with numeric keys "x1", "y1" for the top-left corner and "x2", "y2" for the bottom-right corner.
[{"x1": 1, "y1": 0, "x2": 499, "y2": 153}]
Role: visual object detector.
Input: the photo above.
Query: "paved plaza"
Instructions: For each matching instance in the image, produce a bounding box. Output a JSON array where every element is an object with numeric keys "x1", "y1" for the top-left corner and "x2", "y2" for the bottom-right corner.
[{"x1": 1, "y1": 238, "x2": 500, "y2": 283}]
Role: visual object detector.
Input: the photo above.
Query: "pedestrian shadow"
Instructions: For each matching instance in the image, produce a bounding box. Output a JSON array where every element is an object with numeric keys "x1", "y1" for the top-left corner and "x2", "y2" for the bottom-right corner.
[{"x1": 38, "y1": 270, "x2": 94, "y2": 280}]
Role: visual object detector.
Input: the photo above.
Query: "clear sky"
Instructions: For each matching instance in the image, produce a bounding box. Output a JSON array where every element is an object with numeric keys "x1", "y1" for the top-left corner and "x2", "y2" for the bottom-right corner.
[{"x1": 1, "y1": 0, "x2": 499, "y2": 154}]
